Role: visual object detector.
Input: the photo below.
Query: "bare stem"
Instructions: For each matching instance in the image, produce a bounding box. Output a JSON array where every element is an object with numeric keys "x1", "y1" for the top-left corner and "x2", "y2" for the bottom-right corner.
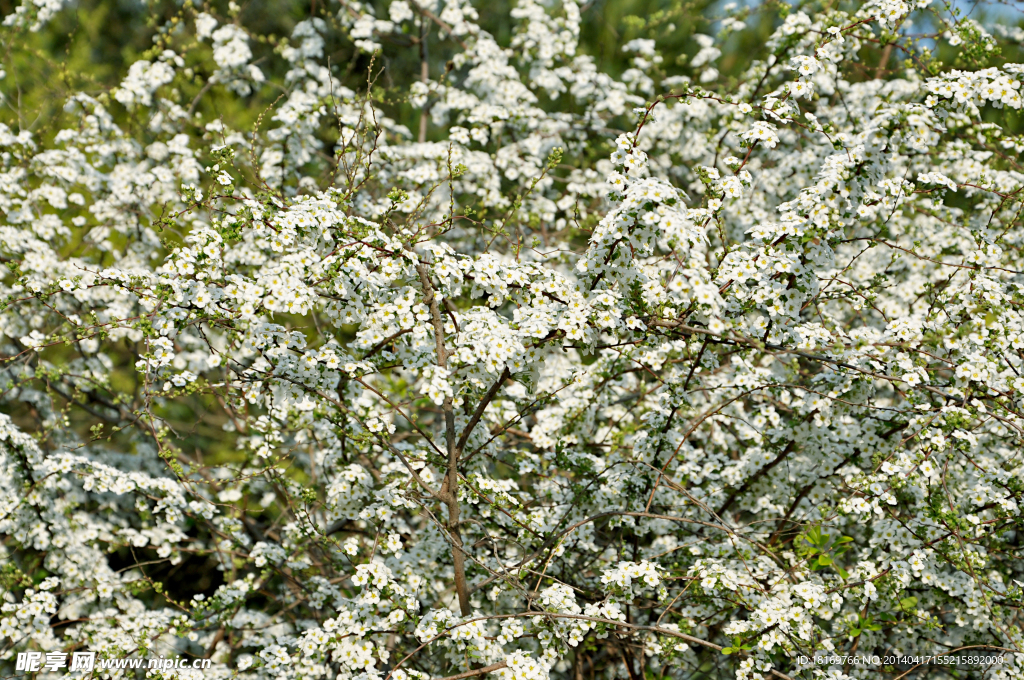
[
  {"x1": 415, "y1": 259, "x2": 471, "y2": 616},
  {"x1": 434, "y1": 662, "x2": 507, "y2": 680},
  {"x1": 418, "y1": 19, "x2": 429, "y2": 144}
]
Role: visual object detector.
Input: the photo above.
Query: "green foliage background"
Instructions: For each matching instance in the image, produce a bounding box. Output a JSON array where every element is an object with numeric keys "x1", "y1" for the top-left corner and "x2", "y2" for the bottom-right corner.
[
  {"x1": 4, "y1": 0, "x2": 1021, "y2": 147},
  {"x1": 0, "y1": 0, "x2": 820, "y2": 141}
]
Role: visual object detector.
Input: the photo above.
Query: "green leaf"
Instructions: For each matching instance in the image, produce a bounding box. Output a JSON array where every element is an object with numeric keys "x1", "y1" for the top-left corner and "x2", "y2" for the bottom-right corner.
[
  {"x1": 849, "y1": 628, "x2": 861, "y2": 637},
  {"x1": 899, "y1": 596, "x2": 918, "y2": 611},
  {"x1": 818, "y1": 554, "x2": 832, "y2": 566},
  {"x1": 721, "y1": 647, "x2": 734, "y2": 655}
]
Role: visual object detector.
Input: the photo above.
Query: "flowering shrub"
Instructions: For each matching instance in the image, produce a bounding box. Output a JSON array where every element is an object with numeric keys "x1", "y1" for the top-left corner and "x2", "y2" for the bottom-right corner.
[{"x1": 3, "y1": 0, "x2": 1024, "y2": 678}]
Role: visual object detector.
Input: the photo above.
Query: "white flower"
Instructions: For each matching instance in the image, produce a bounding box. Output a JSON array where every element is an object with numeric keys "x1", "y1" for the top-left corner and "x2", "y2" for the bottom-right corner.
[{"x1": 389, "y1": 1, "x2": 414, "y2": 23}]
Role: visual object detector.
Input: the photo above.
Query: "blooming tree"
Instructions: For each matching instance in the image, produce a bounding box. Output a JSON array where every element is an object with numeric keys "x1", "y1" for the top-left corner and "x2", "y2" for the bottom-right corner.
[{"x1": 2, "y1": 0, "x2": 1024, "y2": 679}]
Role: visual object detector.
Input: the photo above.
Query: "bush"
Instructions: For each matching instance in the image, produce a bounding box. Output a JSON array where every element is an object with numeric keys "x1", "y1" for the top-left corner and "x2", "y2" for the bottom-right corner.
[{"x1": 2, "y1": 0, "x2": 1024, "y2": 678}]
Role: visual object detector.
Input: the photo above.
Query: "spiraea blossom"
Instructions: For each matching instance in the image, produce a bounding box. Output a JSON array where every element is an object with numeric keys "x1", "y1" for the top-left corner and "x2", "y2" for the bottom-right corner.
[{"x1": 2, "y1": 0, "x2": 1024, "y2": 679}]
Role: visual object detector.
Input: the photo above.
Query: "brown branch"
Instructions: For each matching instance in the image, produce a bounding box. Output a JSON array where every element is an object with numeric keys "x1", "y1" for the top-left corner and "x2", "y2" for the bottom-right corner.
[
  {"x1": 717, "y1": 440, "x2": 796, "y2": 516},
  {"x1": 415, "y1": 258, "x2": 471, "y2": 616},
  {"x1": 455, "y1": 366, "x2": 510, "y2": 454},
  {"x1": 408, "y1": 0, "x2": 468, "y2": 49},
  {"x1": 363, "y1": 328, "x2": 412, "y2": 360},
  {"x1": 434, "y1": 662, "x2": 507, "y2": 680},
  {"x1": 874, "y1": 43, "x2": 894, "y2": 80}
]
